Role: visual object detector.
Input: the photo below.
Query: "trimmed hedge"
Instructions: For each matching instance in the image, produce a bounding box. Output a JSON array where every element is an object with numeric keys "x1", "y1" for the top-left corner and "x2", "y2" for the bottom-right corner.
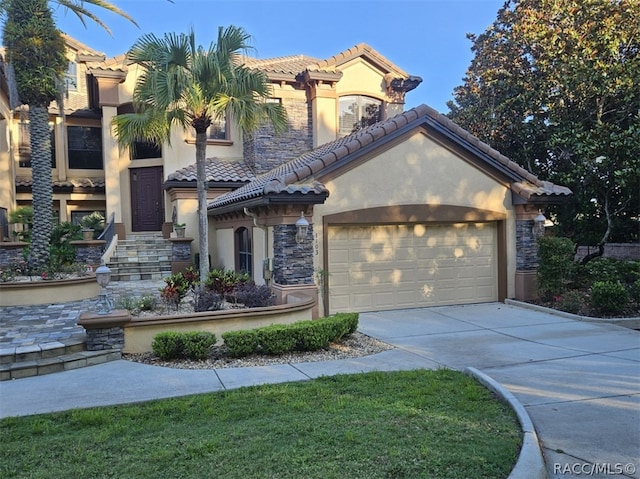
[
  {"x1": 152, "y1": 331, "x2": 217, "y2": 360},
  {"x1": 222, "y1": 313, "x2": 359, "y2": 357}
]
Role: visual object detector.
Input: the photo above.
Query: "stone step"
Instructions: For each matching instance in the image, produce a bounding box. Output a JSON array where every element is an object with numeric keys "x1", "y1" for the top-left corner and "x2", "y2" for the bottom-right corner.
[
  {"x1": 0, "y1": 338, "x2": 121, "y2": 381},
  {"x1": 112, "y1": 272, "x2": 169, "y2": 282}
]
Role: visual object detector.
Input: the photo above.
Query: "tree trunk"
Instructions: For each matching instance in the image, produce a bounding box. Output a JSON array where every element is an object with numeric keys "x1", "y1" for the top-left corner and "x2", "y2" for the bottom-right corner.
[
  {"x1": 195, "y1": 131, "x2": 210, "y2": 284},
  {"x1": 28, "y1": 105, "x2": 53, "y2": 271}
]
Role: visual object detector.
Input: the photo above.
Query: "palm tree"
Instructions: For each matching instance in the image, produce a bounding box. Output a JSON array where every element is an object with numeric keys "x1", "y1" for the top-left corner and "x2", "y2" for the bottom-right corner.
[
  {"x1": 1, "y1": 0, "x2": 135, "y2": 272},
  {"x1": 113, "y1": 27, "x2": 288, "y2": 283}
]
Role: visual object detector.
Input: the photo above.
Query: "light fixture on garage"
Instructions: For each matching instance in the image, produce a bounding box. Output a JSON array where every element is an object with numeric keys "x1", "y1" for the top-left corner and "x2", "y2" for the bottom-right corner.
[
  {"x1": 533, "y1": 210, "x2": 546, "y2": 237},
  {"x1": 295, "y1": 212, "x2": 309, "y2": 244}
]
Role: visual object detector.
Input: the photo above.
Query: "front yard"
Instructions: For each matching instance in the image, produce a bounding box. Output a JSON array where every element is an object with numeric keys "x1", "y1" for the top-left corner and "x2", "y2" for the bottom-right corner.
[{"x1": 0, "y1": 369, "x2": 521, "y2": 479}]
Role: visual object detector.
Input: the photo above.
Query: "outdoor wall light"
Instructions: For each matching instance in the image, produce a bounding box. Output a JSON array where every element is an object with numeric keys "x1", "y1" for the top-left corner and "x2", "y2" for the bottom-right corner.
[
  {"x1": 95, "y1": 260, "x2": 113, "y2": 314},
  {"x1": 533, "y1": 210, "x2": 546, "y2": 237},
  {"x1": 295, "y1": 212, "x2": 309, "y2": 244}
]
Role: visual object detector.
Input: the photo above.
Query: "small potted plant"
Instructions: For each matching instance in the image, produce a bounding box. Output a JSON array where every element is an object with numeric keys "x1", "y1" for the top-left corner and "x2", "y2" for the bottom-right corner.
[
  {"x1": 80, "y1": 212, "x2": 105, "y2": 240},
  {"x1": 173, "y1": 222, "x2": 186, "y2": 238}
]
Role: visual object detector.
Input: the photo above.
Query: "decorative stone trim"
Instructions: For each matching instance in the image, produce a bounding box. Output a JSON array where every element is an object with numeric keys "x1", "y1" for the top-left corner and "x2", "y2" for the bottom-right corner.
[
  {"x1": 169, "y1": 237, "x2": 194, "y2": 273},
  {"x1": 78, "y1": 310, "x2": 132, "y2": 351},
  {"x1": 273, "y1": 224, "x2": 314, "y2": 285},
  {"x1": 70, "y1": 240, "x2": 106, "y2": 268},
  {"x1": 0, "y1": 242, "x2": 28, "y2": 268}
]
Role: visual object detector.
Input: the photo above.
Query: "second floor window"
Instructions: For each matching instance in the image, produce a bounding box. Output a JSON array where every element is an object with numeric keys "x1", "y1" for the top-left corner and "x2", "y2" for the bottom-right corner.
[
  {"x1": 18, "y1": 121, "x2": 56, "y2": 168},
  {"x1": 207, "y1": 117, "x2": 227, "y2": 141},
  {"x1": 68, "y1": 126, "x2": 102, "y2": 169},
  {"x1": 339, "y1": 95, "x2": 383, "y2": 137},
  {"x1": 132, "y1": 140, "x2": 162, "y2": 159},
  {"x1": 64, "y1": 61, "x2": 77, "y2": 92}
]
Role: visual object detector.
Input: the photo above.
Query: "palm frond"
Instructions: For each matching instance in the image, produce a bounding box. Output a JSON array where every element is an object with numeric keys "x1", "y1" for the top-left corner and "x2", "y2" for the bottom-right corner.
[{"x1": 53, "y1": 0, "x2": 138, "y2": 34}]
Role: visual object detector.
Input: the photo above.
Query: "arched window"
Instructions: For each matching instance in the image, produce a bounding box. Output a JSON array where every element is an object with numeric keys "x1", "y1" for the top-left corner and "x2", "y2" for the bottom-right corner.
[
  {"x1": 235, "y1": 227, "x2": 252, "y2": 276},
  {"x1": 338, "y1": 95, "x2": 383, "y2": 137}
]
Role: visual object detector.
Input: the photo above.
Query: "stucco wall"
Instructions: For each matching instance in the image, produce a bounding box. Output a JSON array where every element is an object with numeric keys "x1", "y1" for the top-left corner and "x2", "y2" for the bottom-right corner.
[{"x1": 312, "y1": 130, "x2": 517, "y2": 299}]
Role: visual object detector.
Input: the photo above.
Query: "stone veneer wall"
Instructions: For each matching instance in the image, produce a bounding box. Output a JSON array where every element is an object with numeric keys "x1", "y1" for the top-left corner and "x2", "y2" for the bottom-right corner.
[
  {"x1": 85, "y1": 327, "x2": 125, "y2": 351},
  {"x1": 172, "y1": 241, "x2": 192, "y2": 262},
  {"x1": 516, "y1": 219, "x2": 538, "y2": 271},
  {"x1": 244, "y1": 98, "x2": 313, "y2": 174},
  {"x1": 0, "y1": 242, "x2": 27, "y2": 268},
  {"x1": 71, "y1": 241, "x2": 106, "y2": 267},
  {"x1": 273, "y1": 224, "x2": 314, "y2": 285}
]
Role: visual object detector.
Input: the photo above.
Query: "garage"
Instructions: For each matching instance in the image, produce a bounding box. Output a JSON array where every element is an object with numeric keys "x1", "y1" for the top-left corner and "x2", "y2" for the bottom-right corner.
[{"x1": 327, "y1": 222, "x2": 498, "y2": 313}]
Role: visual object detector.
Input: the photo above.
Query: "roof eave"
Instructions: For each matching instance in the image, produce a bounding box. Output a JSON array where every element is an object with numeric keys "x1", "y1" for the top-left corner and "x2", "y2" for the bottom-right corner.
[{"x1": 209, "y1": 192, "x2": 329, "y2": 217}]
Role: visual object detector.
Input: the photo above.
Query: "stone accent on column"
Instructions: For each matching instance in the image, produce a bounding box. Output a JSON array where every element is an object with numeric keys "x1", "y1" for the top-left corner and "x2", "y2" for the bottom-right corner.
[
  {"x1": 78, "y1": 310, "x2": 131, "y2": 351},
  {"x1": 0, "y1": 242, "x2": 28, "y2": 268},
  {"x1": 169, "y1": 237, "x2": 194, "y2": 273},
  {"x1": 273, "y1": 224, "x2": 314, "y2": 286},
  {"x1": 514, "y1": 206, "x2": 544, "y2": 301}
]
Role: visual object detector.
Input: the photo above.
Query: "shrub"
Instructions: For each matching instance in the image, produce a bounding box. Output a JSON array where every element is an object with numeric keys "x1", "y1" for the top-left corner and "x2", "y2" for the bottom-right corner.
[
  {"x1": 138, "y1": 295, "x2": 158, "y2": 311},
  {"x1": 233, "y1": 281, "x2": 274, "y2": 308},
  {"x1": 115, "y1": 294, "x2": 138, "y2": 311},
  {"x1": 590, "y1": 281, "x2": 628, "y2": 316},
  {"x1": 222, "y1": 330, "x2": 259, "y2": 357},
  {"x1": 160, "y1": 272, "x2": 190, "y2": 310},
  {"x1": 182, "y1": 331, "x2": 217, "y2": 360},
  {"x1": 205, "y1": 268, "x2": 249, "y2": 295},
  {"x1": 152, "y1": 332, "x2": 183, "y2": 360},
  {"x1": 537, "y1": 236, "x2": 577, "y2": 300},
  {"x1": 583, "y1": 258, "x2": 640, "y2": 286},
  {"x1": 49, "y1": 222, "x2": 81, "y2": 265},
  {"x1": 222, "y1": 313, "x2": 360, "y2": 357},
  {"x1": 630, "y1": 279, "x2": 640, "y2": 305},
  {"x1": 554, "y1": 290, "x2": 585, "y2": 314},
  {"x1": 194, "y1": 288, "x2": 224, "y2": 312},
  {"x1": 152, "y1": 331, "x2": 217, "y2": 360},
  {"x1": 259, "y1": 325, "x2": 298, "y2": 355}
]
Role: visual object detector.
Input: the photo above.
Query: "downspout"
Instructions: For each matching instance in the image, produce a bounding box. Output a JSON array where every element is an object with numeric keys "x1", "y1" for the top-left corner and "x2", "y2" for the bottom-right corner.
[{"x1": 244, "y1": 207, "x2": 271, "y2": 284}]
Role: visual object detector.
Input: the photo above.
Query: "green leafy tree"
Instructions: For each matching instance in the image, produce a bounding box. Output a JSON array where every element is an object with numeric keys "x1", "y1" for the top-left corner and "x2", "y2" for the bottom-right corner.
[
  {"x1": 1, "y1": 0, "x2": 135, "y2": 271},
  {"x1": 448, "y1": 0, "x2": 640, "y2": 251},
  {"x1": 112, "y1": 27, "x2": 288, "y2": 283}
]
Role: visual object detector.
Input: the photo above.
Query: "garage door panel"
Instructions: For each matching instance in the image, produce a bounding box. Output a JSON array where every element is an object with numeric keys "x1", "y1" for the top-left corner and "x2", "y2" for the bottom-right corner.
[{"x1": 328, "y1": 223, "x2": 498, "y2": 313}]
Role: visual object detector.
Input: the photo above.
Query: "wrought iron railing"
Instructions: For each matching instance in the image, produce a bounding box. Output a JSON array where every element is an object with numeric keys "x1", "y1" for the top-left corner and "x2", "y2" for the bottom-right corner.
[{"x1": 98, "y1": 212, "x2": 116, "y2": 253}]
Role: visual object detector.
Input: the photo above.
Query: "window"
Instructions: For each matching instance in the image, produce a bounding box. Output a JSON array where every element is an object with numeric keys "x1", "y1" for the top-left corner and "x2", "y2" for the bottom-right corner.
[
  {"x1": 18, "y1": 121, "x2": 56, "y2": 168},
  {"x1": 64, "y1": 61, "x2": 77, "y2": 92},
  {"x1": 67, "y1": 126, "x2": 102, "y2": 169},
  {"x1": 207, "y1": 117, "x2": 227, "y2": 141},
  {"x1": 235, "y1": 227, "x2": 252, "y2": 276},
  {"x1": 0, "y1": 208, "x2": 8, "y2": 241},
  {"x1": 338, "y1": 95, "x2": 383, "y2": 137},
  {"x1": 132, "y1": 140, "x2": 162, "y2": 160}
]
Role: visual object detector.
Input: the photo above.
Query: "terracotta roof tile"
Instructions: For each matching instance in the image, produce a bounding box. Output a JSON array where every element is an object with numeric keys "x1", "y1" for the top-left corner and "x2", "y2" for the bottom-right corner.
[
  {"x1": 15, "y1": 176, "x2": 105, "y2": 188},
  {"x1": 167, "y1": 158, "x2": 256, "y2": 183},
  {"x1": 209, "y1": 104, "x2": 571, "y2": 211}
]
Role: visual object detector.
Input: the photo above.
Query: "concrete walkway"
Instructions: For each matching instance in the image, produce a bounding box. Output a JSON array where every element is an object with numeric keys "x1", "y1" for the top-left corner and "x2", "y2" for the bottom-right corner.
[{"x1": 0, "y1": 302, "x2": 638, "y2": 479}]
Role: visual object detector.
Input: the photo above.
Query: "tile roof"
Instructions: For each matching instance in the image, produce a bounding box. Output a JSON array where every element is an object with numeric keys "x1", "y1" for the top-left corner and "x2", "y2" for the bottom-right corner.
[
  {"x1": 15, "y1": 177, "x2": 105, "y2": 188},
  {"x1": 242, "y1": 43, "x2": 412, "y2": 82},
  {"x1": 166, "y1": 158, "x2": 256, "y2": 183},
  {"x1": 208, "y1": 104, "x2": 571, "y2": 212}
]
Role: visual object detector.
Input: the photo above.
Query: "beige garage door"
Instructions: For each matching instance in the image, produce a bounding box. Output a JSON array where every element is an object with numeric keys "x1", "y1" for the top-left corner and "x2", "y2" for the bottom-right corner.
[{"x1": 328, "y1": 223, "x2": 498, "y2": 313}]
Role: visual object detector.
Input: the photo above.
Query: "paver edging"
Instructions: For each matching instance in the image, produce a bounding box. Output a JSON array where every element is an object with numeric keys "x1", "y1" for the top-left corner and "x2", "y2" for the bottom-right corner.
[{"x1": 464, "y1": 367, "x2": 548, "y2": 479}]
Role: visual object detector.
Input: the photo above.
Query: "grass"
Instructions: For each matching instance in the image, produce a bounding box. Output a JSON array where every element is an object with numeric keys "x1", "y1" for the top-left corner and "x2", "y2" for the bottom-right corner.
[{"x1": 0, "y1": 369, "x2": 521, "y2": 479}]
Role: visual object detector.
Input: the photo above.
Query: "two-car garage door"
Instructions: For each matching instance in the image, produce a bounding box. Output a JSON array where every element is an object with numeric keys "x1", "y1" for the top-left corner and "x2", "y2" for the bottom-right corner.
[{"x1": 327, "y1": 222, "x2": 498, "y2": 313}]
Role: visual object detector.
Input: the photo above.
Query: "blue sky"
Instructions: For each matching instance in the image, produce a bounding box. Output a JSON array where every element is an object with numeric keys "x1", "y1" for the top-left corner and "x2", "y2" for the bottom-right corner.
[{"x1": 53, "y1": 0, "x2": 504, "y2": 113}]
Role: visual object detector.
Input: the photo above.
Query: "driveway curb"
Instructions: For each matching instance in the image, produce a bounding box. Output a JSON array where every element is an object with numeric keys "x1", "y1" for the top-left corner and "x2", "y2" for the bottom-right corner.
[
  {"x1": 505, "y1": 299, "x2": 640, "y2": 330},
  {"x1": 465, "y1": 367, "x2": 547, "y2": 479}
]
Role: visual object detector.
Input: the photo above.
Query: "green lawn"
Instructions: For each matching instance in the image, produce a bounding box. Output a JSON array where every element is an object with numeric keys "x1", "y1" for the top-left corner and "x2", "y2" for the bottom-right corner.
[{"x1": 1, "y1": 369, "x2": 521, "y2": 479}]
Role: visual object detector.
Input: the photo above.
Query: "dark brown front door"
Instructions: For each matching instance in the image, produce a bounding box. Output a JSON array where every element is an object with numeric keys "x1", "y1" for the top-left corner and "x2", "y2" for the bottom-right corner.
[{"x1": 130, "y1": 167, "x2": 164, "y2": 231}]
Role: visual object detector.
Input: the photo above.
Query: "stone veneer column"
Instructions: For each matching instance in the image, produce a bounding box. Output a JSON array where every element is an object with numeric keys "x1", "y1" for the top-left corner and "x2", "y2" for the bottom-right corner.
[
  {"x1": 273, "y1": 224, "x2": 314, "y2": 285},
  {"x1": 271, "y1": 223, "x2": 319, "y2": 318},
  {"x1": 514, "y1": 205, "x2": 544, "y2": 301}
]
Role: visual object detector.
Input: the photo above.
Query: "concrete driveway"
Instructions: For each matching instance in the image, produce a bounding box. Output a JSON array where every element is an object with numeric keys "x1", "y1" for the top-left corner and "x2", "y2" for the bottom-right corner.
[{"x1": 357, "y1": 303, "x2": 640, "y2": 479}]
